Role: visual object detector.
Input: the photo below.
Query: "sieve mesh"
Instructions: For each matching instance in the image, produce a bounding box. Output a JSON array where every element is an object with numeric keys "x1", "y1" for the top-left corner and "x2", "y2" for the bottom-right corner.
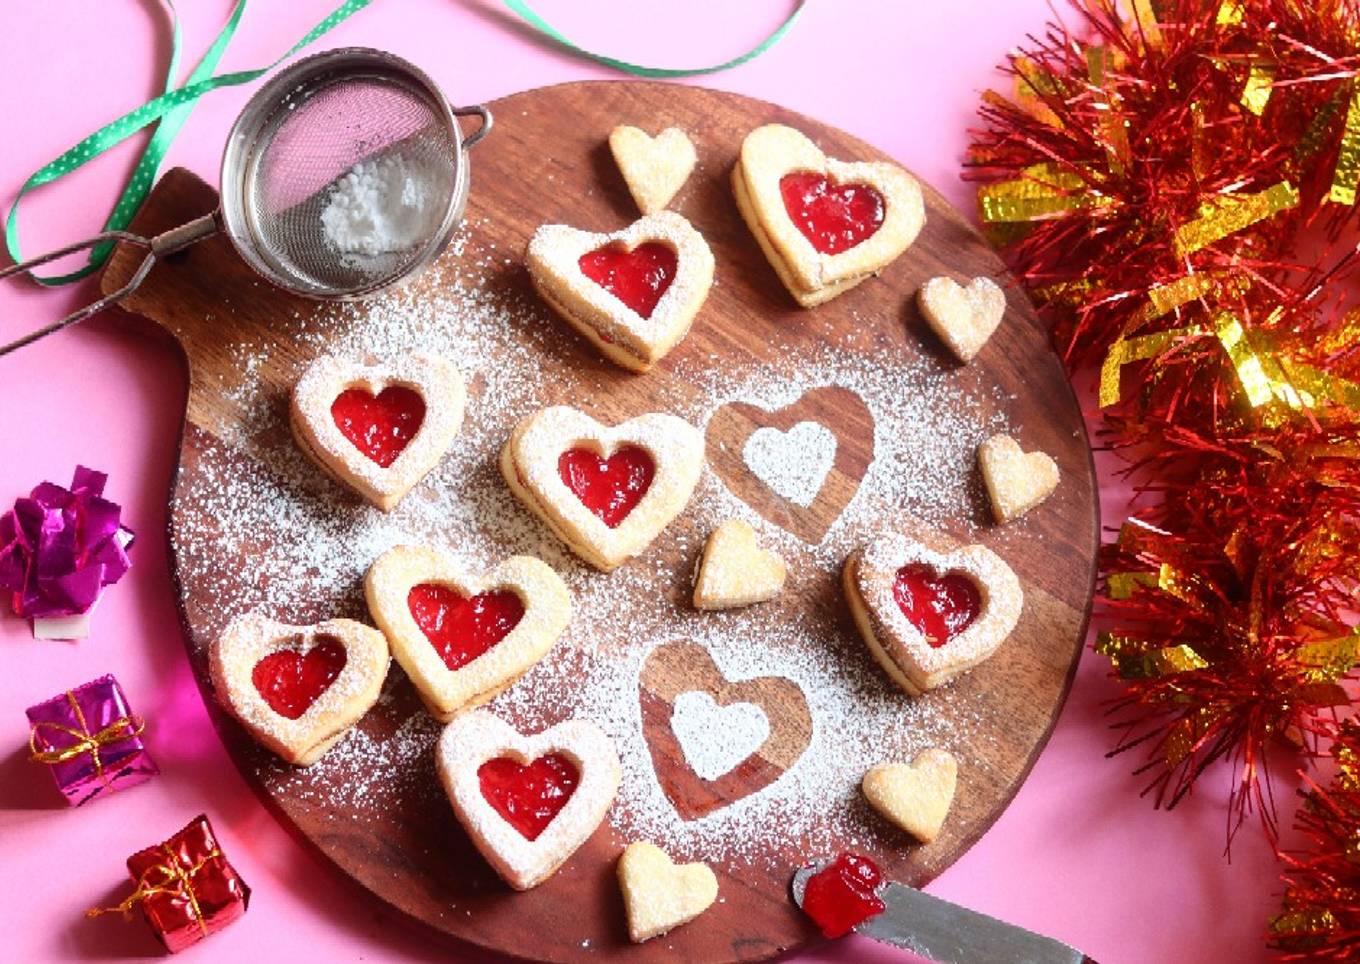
[{"x1": 238, "y1": 70, "x2": 460, "y2": 297}]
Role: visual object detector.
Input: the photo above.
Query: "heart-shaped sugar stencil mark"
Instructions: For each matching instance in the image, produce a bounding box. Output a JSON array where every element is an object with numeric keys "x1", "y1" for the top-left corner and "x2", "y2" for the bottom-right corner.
[
  {"x1": 706, "y1": 385, "x2": 873, "y2": 545},
  {"x1": 639, "y1": 640, "x2": 810, "y2": 820},
  {"x1": 669, "y1": 692, "x2": 771, "y2": 781},
  {"x1": 742, "y1": 421, "x2": 837, "y2": 508}
]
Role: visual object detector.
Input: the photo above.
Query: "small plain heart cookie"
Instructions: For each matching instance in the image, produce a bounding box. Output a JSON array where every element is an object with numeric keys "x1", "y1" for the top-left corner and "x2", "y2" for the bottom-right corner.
[
  {"x1": 609, "y1": 126, "x2": 697, "y2": 215},
  {"x1": 437, "y1": 709, "x2": 621, "y2": 891},
  {"x1": 209, "y1": 613, "x2": 390, "y2": 766},
  {"x1": 862, "y1": 748, "x2": 958, "y2": 843},
  {"x1": 843, "y1": 531, "x2": 1022, "y2": 695},
  {"x1": 733, "y1": 123, "x2": 924, "y2": 307},
  {"x1": 978, "y1": 434, "x2": 1059, "y2": 523},
  {"x1": 364, "y1": 545, "x2": 570, "y2": 722},
  {"x1": 527, "y1": 211, "x2": 715, "y2": 372},
  {"x1": 617, "y1": 841, "x2": 719, "y2": 943},
  {"x1": 693, "y1": 519, "x2": 786, "y2": 610},
  {"x1": 500, "y1": 405, "x2": 705, "y2": 571},
  {"x1": 916, "y1": 276, "x2": 1006, "y2": 362},
  {"x1": 291, "y1": 353, "x2": 466, "y2": 511}
]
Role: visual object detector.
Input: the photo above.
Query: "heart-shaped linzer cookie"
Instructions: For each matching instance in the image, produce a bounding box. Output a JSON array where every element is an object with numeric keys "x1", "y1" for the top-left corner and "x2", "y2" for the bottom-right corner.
[
  {"x1": 732, "y1": 123, "x2": 924, "y2": 307},
  {"x1": 617, "y1": 841, "x2": 718, "y2": 943},
  {"x1": 693, "y1": 519, "x2": 787, "y2": 610},
  {"x1": 706, "y1": 385, "x2": 873, "y2": 544},
  {"x1": 639, "y1": 640, "x2": 810, "y2": 820},
  {"x1": 365, "y1": 545, "x2": 570, "y2": 722},
  {"x1": 209, "y1": 613, "x2": 390, "y2": 766},
  {"x1": 609, "y1": 126, "x2": 697, "y2": 215},
  {"x1": 527, "y1": 211, "x2": 714, "y2": 372},
  {"x1": 916, "y1": 276, "x2": 1006, "y2": 363},
  {"x1": 501, "y1": 405, "x2": 704, "y2": 571},
  {"x1": 844, "y1": 530, "x2": 1023, "y2": 695},
  {"x1": 862, "y1": 747, "x2": 958, "y2": 843},
  {"x1": 978, "y1": 433, "x2": 1060, "y2": 523},
  {"x1": 291, "y1": 353, "x2": 466, "y2": 511},
  {"x1": 437, "y1": 709, "x2": 621, "y2": 890}
]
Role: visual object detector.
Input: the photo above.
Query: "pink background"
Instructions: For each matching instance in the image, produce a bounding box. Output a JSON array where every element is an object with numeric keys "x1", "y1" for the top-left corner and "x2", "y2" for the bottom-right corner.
[{"x1": 0, "y1": 2, "x2": 1292, "y2": 962}]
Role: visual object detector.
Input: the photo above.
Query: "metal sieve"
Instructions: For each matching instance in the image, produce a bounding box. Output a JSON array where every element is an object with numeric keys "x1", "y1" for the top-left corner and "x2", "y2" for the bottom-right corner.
[{"x1": 0, "y1": 47, "x2": 491, "y2": 356}]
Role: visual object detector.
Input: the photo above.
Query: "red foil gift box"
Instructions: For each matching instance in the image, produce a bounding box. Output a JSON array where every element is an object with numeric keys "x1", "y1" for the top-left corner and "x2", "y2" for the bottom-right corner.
[{"x1": 95, "y1": 814, "x2": 250, "y2": 952}]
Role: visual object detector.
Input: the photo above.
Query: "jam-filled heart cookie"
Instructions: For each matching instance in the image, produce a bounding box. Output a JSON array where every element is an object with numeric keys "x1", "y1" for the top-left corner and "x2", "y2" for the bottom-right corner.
[
  {"x1": 527, "y1": 211, "x2": 714, "y2": 373},
  {"x1": 693, "y1": 519, "x2": 786, "y2": 610},
  {"x1": 733, "y1": 123, "x2": 924, "y2": 307},
  {"x1": 861, "y1": 747, "x2": 958, "y2": 844},
  {"x1": 617, "y1": 841, "x2": 719, "y2": 943},
  {"x1": 609, "y1": 126, "x2": 697, "y2": 215},
  {"x1": 364, "y1": 545, "x2": 570, "y2": 722},
  {"x1": 917, "y1": 276, "x2": 1006, "y2": 363},
  {"x1": 978, "y1": 433, "x2": 1059, "y2": 523},
  {"x1": 291, "y1": 353, "x2": 466, "y2": 511},
  {"x1": 437, "y1": 709, "x2": 621, "y2": 891},
  {"x1": 209, "y1": 613, "x2": 390, "y2": 766},
  {"x1": 500, "y1": 406, "x2": 705, "y2": 571},
  {"x1": 843, "y1": 531, "x2": 1022, "y2": 695}
]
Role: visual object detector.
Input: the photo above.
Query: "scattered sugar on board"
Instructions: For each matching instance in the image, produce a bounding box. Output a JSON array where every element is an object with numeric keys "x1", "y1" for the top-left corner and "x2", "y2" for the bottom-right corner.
[{"x1": 177, "y1": 219, "x2": 1014, "y2": 866}]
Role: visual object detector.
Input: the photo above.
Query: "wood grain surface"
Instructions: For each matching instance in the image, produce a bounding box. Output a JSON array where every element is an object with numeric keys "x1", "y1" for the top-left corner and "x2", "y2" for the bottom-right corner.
[{"x1": 100, "y1": 81, "x2": 1099, "y2": 963}]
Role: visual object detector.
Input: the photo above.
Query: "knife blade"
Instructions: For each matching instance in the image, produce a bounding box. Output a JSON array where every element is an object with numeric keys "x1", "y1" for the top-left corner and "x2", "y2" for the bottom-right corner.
[{"x1": 792, "y1": 865, "x2": 1092, "y2": 964}]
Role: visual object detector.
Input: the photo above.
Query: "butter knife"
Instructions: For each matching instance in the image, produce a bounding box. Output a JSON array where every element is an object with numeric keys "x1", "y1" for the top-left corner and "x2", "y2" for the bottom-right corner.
[{"x1": 791, "y1": 864, "x2": 1095, "y2": 964}]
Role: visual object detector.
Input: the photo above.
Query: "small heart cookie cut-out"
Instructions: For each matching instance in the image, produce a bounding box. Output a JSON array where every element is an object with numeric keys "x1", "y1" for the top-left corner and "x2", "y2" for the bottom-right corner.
[
  {"x1": 365, "y1": 545, "x2": 570, "y2": 721},
  {"x1": 732, "y1": 123, "x2": 924, "y2": 307},
  {"x1": 693, "y1": 519, "x2": 786, "y2": 610},
  {"x1": 639, "y1": 640, "x2": 810, "y2": 819},
  {"x1": 844, "y1": 530, "x2": 1022, "y2": 695},
  {"x1": 291, "y1": 353, "x2": 466, "y2": 511},
  {"x1": 501, "y1": 405, "x2": 704, "y2": 571},
  {"x1": 617, "y1": 841, "x2": 718, "y2": 943},
  {"x1": 861, "y1": 747, "x2": 958, "y2": 843},
  {"x1": 209, "y1": 613, "x2": 390, "y2": 766},
  {"x1": 978, "y1": 433, "x2": 1060, "y2": 523},
  {"x1": 527, "y1": 211, "x2": 714, "y2": 372},
  {"x1": 609, "y1": 126, "x2": 697, "y2": 215},
  {"x1": 437, "y1": 709, "x2": 621, "y2": 890},
  {"x1": 916, "y1": 276, "x2": 1006, "y2": 363}
]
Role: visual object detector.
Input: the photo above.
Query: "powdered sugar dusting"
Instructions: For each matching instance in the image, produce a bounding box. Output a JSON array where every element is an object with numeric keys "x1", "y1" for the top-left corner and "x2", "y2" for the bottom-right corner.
[
  {"x1": 742, "y1": 421, "x2": 837, "y2": 507},
  {"x1": 670, "y1": 691, "x2": 770, "y2": 781},
  {"x1": 176, "y1": 217, "x2": 1016, "y2": 868}
]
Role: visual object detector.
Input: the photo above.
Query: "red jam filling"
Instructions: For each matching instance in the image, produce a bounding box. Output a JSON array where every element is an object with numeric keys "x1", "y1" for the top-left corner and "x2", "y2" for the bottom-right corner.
[
  {"x1": 779, "y1": 171, "x2": 886, "y2": 255},
  {"x1": 478, "y1": 753, "x2": 579, "y2": 840},
  {"x1": 557, "y1": 446, "x2": 655, "y2": 528},
  {"x1": 408, "y1": 584, "x2": 525, "y2": 672},
  {"x1": 330, "y1": 386, "x2": 426, "y2": 468},
  {"x1": 577, "y1": 241, "x2": 677, "y2": 318},
  {"x1": 892, "y1": 564, "x2": 982, "y2": 648},
  {"x1": 251, "y1": 637, "x2": 347, "y2": 720},
  {"x1": 800, "y1": 852, "x2": 886, "y2": 939}
]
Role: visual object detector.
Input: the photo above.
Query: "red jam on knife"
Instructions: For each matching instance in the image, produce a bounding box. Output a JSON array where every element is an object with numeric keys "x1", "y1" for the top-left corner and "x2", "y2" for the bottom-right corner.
[
  {"x1": 251, "y1": 637, "x2": 348, "y2": 720},
  {"x1": 892, "y1": 564, "x2": 982, "y2": 648},
  {"x1": 408, "y1": 584, "x2": 525, "y2": 672},
  {"x1": 578, "y1": 242, "x2": 678, "y2": 318},
  {"x1": 779, "y1": 171, "x2": 886, "y2": 255},
  {"x1": 330, "y1": 386, "x2": 426, "y2": 468},
  {"x1": 557, "y1": 446, "x2": 655, "y2": 529},
  {"x1": 478, "y1": 753, "x2": 580, "y2": 841},
  {"x1": 800, "y1": 852, "x2": 886, "y2": 939}
]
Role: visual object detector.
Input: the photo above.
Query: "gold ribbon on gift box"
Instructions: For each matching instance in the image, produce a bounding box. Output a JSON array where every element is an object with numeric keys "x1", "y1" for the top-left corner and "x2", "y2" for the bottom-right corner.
[
  {"x1": 28, "y1": 691, "x2": 144, "y2": 785},
  {"x1": 87, "y1": 845, "x2": 221, "y2": 937}
]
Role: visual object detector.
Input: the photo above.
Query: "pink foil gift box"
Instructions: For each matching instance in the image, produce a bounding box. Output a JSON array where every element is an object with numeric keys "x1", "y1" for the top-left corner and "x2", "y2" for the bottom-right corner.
[{"x1": 26, "y1": 674, "x2": 158, "y2": 805}]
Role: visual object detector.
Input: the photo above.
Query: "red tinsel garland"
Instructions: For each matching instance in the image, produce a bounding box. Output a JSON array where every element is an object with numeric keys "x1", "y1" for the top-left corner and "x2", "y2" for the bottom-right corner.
[{"x1": 965, "y1": 0, "x2": 1360, "y2": 954}]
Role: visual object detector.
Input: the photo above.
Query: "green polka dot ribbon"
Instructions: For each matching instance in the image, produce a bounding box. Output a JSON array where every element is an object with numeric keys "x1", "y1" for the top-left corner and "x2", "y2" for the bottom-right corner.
[{"x1": 5, "y1": 1, "x2": 802, "y2": 285}]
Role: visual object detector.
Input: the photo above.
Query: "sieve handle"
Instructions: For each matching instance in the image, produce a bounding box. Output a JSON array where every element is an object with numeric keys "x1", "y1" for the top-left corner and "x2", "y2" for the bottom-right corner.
[
  {"x1": 0, "y1": 213, "x2": 220, "y2": 357},
  {"x1": 454, "y1": 104, "x2": 493, "y2": 151}
]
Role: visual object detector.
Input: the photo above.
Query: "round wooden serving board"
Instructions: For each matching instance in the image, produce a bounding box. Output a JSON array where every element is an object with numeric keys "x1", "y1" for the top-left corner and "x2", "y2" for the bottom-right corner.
[{"x1": 101, "y1": 81, "x2": 1098, "y2": 962}]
